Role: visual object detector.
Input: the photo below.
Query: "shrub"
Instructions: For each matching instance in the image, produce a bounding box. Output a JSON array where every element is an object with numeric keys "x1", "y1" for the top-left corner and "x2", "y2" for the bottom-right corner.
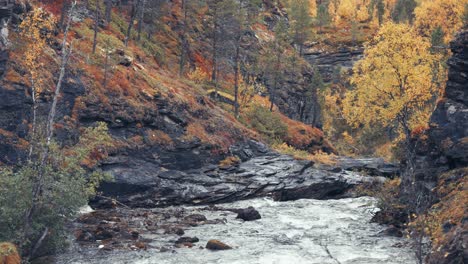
[
  {"x1": 0, "y1": 243, "x2": 20, "y2": 264},
  {"x1": 245, "y1": 104, "x2": 287, "y2": 141},
  {"x1": 219, "y1": 156, "x2": 241, "y2": 167},
  {"x1": 0, "y1": 123, "x2": 113, "y2": 259}
]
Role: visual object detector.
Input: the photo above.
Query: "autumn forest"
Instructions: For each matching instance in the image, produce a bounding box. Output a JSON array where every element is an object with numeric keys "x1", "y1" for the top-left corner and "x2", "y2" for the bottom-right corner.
[{"x1": 0, "y1": 0, "x2": 466, "y2": 264}]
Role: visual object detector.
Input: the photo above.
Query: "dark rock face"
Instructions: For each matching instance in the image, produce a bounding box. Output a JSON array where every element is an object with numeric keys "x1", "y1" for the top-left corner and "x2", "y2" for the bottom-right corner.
[
  {"x1": 0, "y1": 73, "x2": 85, "y2": 164},
  {"x1": 91, "y1": 152, "x2": 390, "y2": 209},
  {"x1": 303, "y1": 46, "x2": 364, "y2": 83},
  {"x1": 235, "y1": 207, "x2": 261, "y2": 221},
  {"x1": 407, "y1": 30, "x2": 467, "y2": 264},
  {"x1": 413, "y1": 30, "x2": 468, "y2": 187}
]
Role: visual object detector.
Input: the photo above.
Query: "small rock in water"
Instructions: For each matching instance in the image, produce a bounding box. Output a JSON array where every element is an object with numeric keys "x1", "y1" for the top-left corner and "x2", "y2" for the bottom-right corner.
[
  {"x1": 176, "y1": 237, "x2": 199, "y2": 244},
  {"x1": 184, "y1": 214, "x2": 207, "y2": 222},
  {"x1": 206, "y1": 239, "x2": 232, "y2": 250},
  {"x1": 236, "y1": 207, "x2": 261, "y2": 221},
  {"x1": 380, "y1": 225, "x2": 403, "y2": 237}
]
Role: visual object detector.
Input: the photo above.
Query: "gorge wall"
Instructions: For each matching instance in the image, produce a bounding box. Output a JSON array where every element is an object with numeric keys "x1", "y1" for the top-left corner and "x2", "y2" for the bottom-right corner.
[{"x1": 409, "y1": 29, "x2": 467, "y2": 264}]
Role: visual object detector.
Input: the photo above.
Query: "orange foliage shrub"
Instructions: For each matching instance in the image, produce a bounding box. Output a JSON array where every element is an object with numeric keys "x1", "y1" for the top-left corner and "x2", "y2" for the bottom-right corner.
[
  {"x1": 0, "y1": 243, "x2": 20, "y2": 264},
  {"x1": 411, "y1": 125, "x2": 429, "y2": 138},
  {"x1": 409, "y1": 168, "x2": 467, "y2": 251},
  {"x1": 184, "y1": 123, "x2": 210, "y2": 144},
  {"x1": 281, "y1": 115, "x2": 323, "y2": 149}
]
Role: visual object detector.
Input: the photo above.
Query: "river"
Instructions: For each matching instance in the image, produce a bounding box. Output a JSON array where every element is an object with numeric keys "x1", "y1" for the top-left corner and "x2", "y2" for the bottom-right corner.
[{"x1": 57, "y1": 197, "x2": 416, "y2": 264}]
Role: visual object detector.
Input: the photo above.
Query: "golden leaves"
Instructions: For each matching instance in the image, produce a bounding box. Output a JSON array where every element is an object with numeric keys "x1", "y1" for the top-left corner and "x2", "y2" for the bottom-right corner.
[
  {"x1": 414, "y1": 0, "x2": 468, "y2": 43},
  {"x1": 19, "y1": 8, "x2": 55, "y2": 93},
  {"x1": 343, "y1": 22, "x2": 442, "y2": 139}
]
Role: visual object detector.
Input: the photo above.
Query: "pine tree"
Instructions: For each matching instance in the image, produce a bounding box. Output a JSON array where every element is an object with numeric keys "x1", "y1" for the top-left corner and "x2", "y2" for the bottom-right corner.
[
  {"x1": 288, "y1": 0, "x2": 313, "y2": 56},
  {"x1": 316, "y1": 3, "x2": 330, "y2": 32},
  {"x1": 392, "y1": 0, "x2": 416, "y2": 23},
  {"x1": 430, "y1": 26, "x2": 445, "y2": 49}
]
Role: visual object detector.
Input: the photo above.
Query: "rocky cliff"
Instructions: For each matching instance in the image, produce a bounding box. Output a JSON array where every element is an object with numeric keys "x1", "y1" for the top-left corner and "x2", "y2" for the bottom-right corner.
[
  {"x1": 409, "y1": 30, "x2": 467, "y2": 264},
  {"x1": 303, "y1": 45, "x2": 364, "y2": 83}
]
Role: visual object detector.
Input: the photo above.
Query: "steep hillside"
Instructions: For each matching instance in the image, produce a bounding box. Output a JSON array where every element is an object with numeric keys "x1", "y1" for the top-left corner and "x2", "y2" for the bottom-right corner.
[{"x1": 0, "y1": 0, "x2": 334, "y2": 176}]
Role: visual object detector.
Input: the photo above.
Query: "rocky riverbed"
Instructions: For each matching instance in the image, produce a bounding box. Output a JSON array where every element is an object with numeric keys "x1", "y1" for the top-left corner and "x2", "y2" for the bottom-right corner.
[
  {"x1": 55, "y1": 197, "x2": 416, "y2": 264},
  {"x1": 42, "y1": 148, "x2": 415, "y2": 264}
]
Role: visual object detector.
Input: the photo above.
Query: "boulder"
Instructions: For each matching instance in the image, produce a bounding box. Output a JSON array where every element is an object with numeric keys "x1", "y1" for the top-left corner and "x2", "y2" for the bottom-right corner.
[
  {"x1": 236, "y1": 207, "x2": 261, "y2": 221},
  {"x1": 119, "y1": 55, "x2": 133, "y2": 67},
  {"x1": 205, "y1": 240, "x2": 232, "y2": 250}
]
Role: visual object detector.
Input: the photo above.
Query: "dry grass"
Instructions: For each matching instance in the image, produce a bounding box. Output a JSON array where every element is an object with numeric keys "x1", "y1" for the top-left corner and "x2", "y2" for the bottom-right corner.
[
  {"x1": 219, "y1": 156, "x2": 241, "y2": 167},
  {"x1": 273, "y1": 142, "x2": 336, "y2": 165}
]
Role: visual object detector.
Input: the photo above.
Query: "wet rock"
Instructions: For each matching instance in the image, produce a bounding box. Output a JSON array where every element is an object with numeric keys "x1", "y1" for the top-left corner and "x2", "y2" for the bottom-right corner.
[
  {"x1": 134, "y1": 241, "x2": 147, "y2": 250},
  {"x1": 236, "y1": 207, "x2": 261, "y2": 221},
  {"x1": 371, "y1": 210, "x2": 408, "y2": 229},
  {"x1": 379, "y1": 225, "x2": 403, "y2": 237},
  {"x1": 163, "y1": 226, "x2": 185, "y2": 236},
  {"x1": 332, "y1": 157, "x2": 400, "y2": 177},
  {"x1": 205, "y1": 240, "x2": 232, "y2": 250},
  {"x1": 184, "y1": 214, "x2": 207, "y2": 223},
  {"x1": 75, "y1": 230, "x2": 95, "y2": 242},
  {"x1": 94, "y1": 227, "x2": 114, "y2": 240},
  {"x1": 175, "y1": 237, "x2": 199, "y2": 244},
  {"x1": 95, "y1": 152, "x2": 384, "y2": 208}
]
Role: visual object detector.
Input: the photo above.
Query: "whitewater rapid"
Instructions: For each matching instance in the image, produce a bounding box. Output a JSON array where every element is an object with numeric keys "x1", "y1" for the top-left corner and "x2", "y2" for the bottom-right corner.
[{"x1": 59, "y1": 197, "x2": 416, "y2": 264}]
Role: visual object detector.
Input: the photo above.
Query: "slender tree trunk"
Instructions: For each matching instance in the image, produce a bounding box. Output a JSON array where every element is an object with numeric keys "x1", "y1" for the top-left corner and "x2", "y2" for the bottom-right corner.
[
  {"x1": 137, "y1": 0, "x2": 146, "y2": 41},
  {"x1": 179, "y1": 0, "x2": 188, "y2": 76},
  {"x1": 179, "y1": 35, "x2": 187, "y2": 76},
  {"x1": 270, "y1": 49, "x2": 281, "y2": 112},
  {"x1": 105, "y1": 0, "x2": 112, "y2": 24},
  {"x1": 211, "y1": 6, "x2": 218, "y2": 83},
  {"x1": 92, "y1": 3, "x2": 100, "y2": 54},
  {"x1": 59, "y1": 0, "x2": 69, "y2": 31},
  {"x1": 270, "y1": 77, "x2": 277, "y2": 112},
  {"x1": 234, "y1": 43, "x2": 240, "y2": 117},
  {"x1": 125, "y1": 0, "x2": 140, "y2": 47},
  {"x1": 28, "y1": 75, "x2": 37, "y2": 160},
  {"x1": 103, "y1": 45, "x2": 110, "y2": 88}
]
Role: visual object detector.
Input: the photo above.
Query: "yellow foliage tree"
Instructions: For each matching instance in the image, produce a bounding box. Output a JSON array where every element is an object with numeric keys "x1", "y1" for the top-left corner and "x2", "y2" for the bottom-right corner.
[
  {"x1": 343, "y1": 22, "x2": 442, "y2": 144},
  {"x1": 20, "y1": 8, "x2": 55, "y2": 94},
  {"x1": 332, "y1": 0, "x2": 370, "y2": 25},
  {"x1": 414, "y1": 0, "x2": 468, "y2": 43},
  {"x1": 336, "y1": 0, "x2": 356, "y2": 24},
  {"x1": 19, "y1": 8, "x2": 55, "y2": 156},
  {"x1": 309, "y1": 0, "x2": 317, "y2": 17}
]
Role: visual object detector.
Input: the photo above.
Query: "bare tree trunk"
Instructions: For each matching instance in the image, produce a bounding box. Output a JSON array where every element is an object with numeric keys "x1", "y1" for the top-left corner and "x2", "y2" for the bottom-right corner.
[
  {"x1": 103, "y1": 44, "x2": 110, "y2": 88},
  {"x1": 211, "y1": 5, "x2": 218, "y2": 83},
  {"x1": 105, "y1": 0, "x2": 112, "y2": 24},
  {"x1": 137, "y1": 0, "x2": 146, "y2": 41},
  {"x1": 179, "y1": 0, "x2": 188, "y2": 76},
  {"x1": 270, "y1": 49, "x2": 281, "y2": 112},
  {"x1": 29, "y1": 227, "x2": 48, "y2": 260},
  {"x1": 28, "y1": 75, "x2": 37, "y2": 160},
  {"x1": 46, "y1": 16, "x2": 74, "y2": 145},
  {"x1": 59, "y1": 0, "x2": 69, "y2": 31},
  {"x1": 233, "y1": 43, "x2": 240, "y2": 117},
  {"x1": 124, "y1": 0, "x2": 141, "y2": 47},
  {"x1": 92, "y1": 2, "x2": 100, "y2": 54}
]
